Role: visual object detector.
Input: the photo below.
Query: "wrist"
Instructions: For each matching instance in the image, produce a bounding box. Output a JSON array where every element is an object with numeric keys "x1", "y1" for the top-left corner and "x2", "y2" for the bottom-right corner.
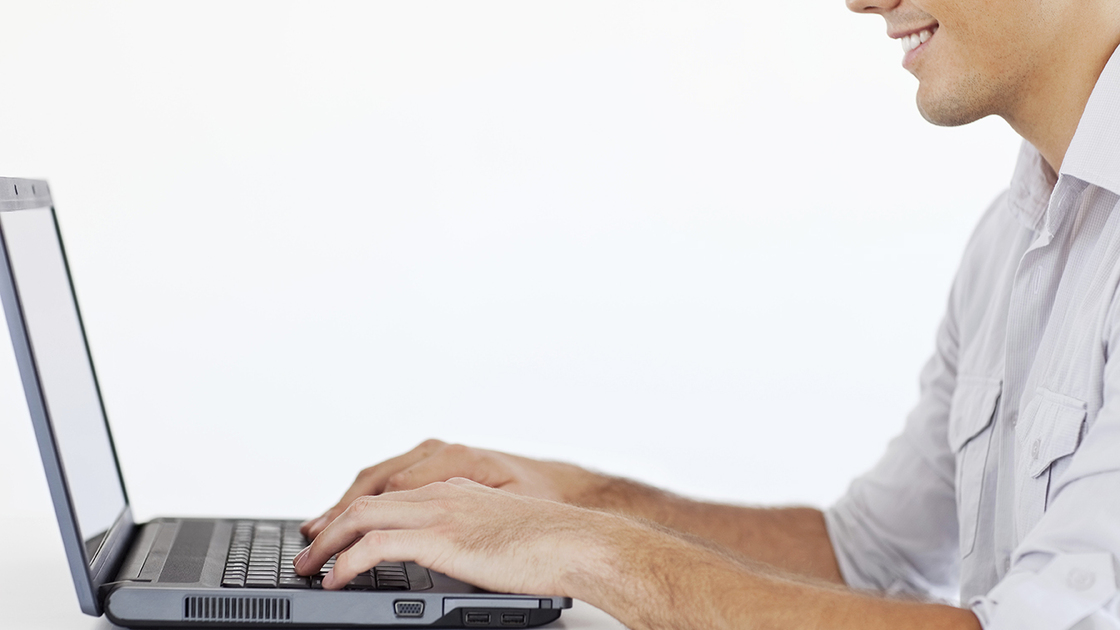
[
  {"x1": 556, "y1": 511, "x2": 734, "y2": 630},
  {"x1": 547, "y1": 461, "x2": 611, "y2": 505},
  {"x1": 567, "y1": 471, "x2": 683, "y2": 521},
  {"x1": 554, "y1": 509, "x2": 641, "y2": 605}
]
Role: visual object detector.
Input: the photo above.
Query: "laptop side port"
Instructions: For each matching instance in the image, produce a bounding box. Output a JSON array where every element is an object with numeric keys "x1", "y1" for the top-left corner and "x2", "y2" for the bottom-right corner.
[
  {"x1": 464, "y1": 611, "x2": 492, "y2": 626},
  {"x1": 500, "y1": 611, "x2": 529, "y2": 627},
  {"x1": 394, "y1": 600, "x2": 425, "y2": 618}
]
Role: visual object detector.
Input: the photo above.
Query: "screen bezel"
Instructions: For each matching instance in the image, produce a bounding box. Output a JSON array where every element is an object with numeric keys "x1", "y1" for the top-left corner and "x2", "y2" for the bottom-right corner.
[{"x1": 0, "y1": 179, "x2": 134, "y2": 616}]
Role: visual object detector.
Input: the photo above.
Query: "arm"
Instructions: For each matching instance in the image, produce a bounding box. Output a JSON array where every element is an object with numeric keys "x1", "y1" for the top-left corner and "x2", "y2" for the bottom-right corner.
[
  {"x1": 294, "y1": 478, "x2": 979, "y2": 630},
  {"x1": 573, "y1": 474, "x2": 843, "y2": 582},
  {"x1": 301, "y1": 440, "x2": 841, "y2": 582},
  {"x1": 583, "y1": 510, "x2": 978, "y2": 630}
]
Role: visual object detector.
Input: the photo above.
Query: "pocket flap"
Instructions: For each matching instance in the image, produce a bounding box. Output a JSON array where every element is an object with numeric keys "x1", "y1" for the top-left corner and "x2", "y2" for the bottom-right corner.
[
  {"x1": 948, "y1": 377, "x2": 1002, "y2": 452},
  {"x1": 1022, "y1": 392, "x2": 1087, "y2": 478}
]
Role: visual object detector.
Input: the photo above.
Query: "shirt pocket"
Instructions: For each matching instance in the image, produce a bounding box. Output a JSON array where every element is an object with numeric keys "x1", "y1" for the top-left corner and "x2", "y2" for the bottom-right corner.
[
  {"x1": 948, "y1": 376, "x2": 1001, "y2": 559},
  {"x1": 1014, "y1": 389, "x2": 1087, "y2": 541}
]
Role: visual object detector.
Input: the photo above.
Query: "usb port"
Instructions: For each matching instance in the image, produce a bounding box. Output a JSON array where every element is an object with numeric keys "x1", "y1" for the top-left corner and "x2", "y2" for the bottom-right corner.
[
  {"x1": 464, "y1": 611, "x2": 491, "y2": 626},
  {"x1": 500, "y1": 612, "x2": 528, "y2": 626}
]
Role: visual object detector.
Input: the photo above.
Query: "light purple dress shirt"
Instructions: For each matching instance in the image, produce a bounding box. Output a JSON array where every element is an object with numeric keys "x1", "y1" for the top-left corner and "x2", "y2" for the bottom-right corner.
[{"x1": 825, "y1": 44, "x2": 1120, "y2": 629}]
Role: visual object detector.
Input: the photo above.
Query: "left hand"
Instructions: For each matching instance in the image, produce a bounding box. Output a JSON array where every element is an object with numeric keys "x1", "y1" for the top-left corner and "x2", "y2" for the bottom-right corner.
[
  {"x1": 292, "y1": 477, "x2": 618, "y2": 597},
  {"x1": 299, "y1": 439, "x2": 605, "y2": 541}
]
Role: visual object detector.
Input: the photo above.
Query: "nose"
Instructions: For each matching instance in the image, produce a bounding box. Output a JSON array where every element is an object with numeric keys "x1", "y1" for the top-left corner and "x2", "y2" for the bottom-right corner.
[{"x1": 846, "y1": 0, "x2": 900, "y2": 14}]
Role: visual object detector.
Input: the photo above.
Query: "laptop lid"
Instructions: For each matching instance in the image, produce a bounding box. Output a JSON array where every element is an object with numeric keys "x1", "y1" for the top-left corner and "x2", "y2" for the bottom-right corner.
[{"x1": 0, "y1": 178, "x2": 135, "y2": 616}]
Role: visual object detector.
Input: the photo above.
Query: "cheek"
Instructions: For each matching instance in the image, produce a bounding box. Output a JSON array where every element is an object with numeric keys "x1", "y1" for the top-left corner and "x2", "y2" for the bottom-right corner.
[{"x1": 921, "y1": 25, "x2": 997, "y2": 91}]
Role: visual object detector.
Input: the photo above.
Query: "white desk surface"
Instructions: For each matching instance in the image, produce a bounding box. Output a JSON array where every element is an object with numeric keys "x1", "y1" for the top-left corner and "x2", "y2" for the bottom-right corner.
[{"x1": 2, "y1": 509, "x2": 626, "y2": 630}]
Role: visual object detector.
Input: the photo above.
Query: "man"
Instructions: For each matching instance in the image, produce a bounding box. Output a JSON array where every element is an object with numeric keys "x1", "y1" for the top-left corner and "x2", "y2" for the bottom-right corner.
[{"x1": 293, "y1": 0, "x2": 1120, "y2": 626}]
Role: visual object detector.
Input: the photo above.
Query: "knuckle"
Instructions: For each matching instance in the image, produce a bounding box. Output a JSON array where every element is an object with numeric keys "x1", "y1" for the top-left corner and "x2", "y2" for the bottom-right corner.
[
  {"x1": 363, "y1": 529, "x2": 390, "y2": 548},
  {"x1": 349, "y1": 495, "x2": 377, "y2": 516},
  {"x1": 385, "y1": 471, "x2": 410, "y2": 491},
  {"x1": 442, "y1": 442, "x2": 471, "y2": 458},
  {"x1": 430, "y1": 481, "x2": 458, "y2": 497},
  {"x1": 418, "y1": 438, "x2": 445, "y2": 451}
]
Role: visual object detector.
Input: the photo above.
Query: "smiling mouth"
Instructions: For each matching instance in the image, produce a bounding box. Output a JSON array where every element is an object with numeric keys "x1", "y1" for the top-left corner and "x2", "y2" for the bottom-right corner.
[{"x1": 900, "y1": 25, "x2": 938, "y2": 54}]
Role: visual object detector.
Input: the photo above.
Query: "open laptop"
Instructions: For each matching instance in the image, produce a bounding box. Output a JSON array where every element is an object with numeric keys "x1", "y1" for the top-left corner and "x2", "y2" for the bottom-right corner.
[{"x1": 0, "y1": 177, "x2": 571, "y2": 628}]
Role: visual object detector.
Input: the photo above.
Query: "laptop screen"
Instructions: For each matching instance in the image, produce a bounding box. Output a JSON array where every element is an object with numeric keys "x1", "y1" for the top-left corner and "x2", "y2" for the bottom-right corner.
[{"x1": 0, "y1": 206, "x2": 126, "y2": 562}]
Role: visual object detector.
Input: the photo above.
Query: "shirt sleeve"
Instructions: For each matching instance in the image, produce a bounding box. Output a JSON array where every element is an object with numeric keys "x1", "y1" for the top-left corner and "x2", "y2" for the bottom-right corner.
[
  {"x1": 968, "y1": 293, "x2": 1120, "y2": 629},
  {"x1": 824, "y1": 296, "x2": 962, "y2": 602}
]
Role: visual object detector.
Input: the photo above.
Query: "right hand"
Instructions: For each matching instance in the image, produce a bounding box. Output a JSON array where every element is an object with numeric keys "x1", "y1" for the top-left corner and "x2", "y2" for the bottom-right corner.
[{"x1": 300, "y1": 439, "x2": 603, "y2": 539}]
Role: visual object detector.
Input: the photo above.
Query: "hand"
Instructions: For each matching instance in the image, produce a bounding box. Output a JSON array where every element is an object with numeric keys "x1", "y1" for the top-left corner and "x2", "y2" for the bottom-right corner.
[
  {"x1": 292, "y1": 478, "x2": 619, "y2": 597},
  {"x1": 301, "y1": 439, "x2": 602, "y2": 539},
  {"x1": 295, "y1": 479, "x2": 982, "y2": 630}
]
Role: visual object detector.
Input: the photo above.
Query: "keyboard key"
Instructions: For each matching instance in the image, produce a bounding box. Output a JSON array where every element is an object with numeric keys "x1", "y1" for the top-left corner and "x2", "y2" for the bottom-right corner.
[
  {"x1": 223, "y1": 520, "x2": 430, "y2": 591},
  {"x1": 345, "y1": 574, "x2": 374, "y2": 589}
]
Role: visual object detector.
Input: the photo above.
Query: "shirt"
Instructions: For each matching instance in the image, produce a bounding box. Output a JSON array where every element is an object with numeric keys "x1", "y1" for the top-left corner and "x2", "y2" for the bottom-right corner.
[{"x1": 824, "y1": 43, "x2": 1120, "y2": 629}]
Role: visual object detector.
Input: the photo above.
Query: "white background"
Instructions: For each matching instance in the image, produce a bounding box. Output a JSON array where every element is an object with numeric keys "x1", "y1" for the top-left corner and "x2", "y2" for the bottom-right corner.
[{"x1": 0, "y1": 1, "x2": 1021, "y2": 527}]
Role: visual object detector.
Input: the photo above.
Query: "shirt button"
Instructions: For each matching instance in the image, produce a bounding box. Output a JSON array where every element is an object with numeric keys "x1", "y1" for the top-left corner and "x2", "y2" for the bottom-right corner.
[
  {"x1": 1068, "y1": 568, "x2": 1096, "y2": 592},
  {"x1": 1004, "y1": 558, "x2": 1012, "y2": 572},
  {"x1": 1031, "y1": 439, "x2": 1041, "y2": 460}
]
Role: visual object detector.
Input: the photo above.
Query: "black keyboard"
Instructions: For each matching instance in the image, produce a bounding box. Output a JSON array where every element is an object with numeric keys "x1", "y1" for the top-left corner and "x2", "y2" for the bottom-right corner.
[{"x1": 220, "y1": 520, "x2": 418, "y2": 590}]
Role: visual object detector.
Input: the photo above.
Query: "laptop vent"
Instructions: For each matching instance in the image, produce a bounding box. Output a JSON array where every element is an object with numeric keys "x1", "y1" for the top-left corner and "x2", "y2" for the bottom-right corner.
[{"x1": 183, "y1": 596, "x2": 292, "y2": 623}]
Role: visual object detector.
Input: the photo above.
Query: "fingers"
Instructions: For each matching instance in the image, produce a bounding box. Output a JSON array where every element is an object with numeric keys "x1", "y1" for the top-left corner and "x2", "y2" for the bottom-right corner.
[
  {"x1": 294, "y1": 479, "x2": 582, "y2": 598},
  {"x1": 382, "y1": 444, "x2": 510, "y2": 493},
  {"x1": 295, "y1": 489, "x2": 445, "y2": 583},
  {"x1": 301, "y1": 439, "x2": 446, "y2": 538},
  {"x1": 323, "y1": 529, "x2": 434, "y2": 590}
]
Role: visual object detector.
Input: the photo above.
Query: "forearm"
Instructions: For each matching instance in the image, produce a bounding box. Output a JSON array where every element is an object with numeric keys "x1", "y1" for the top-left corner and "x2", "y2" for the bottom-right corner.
[
  {"x1": 566, "y1": 472, "x2": 842, "y2": 583},
  {"x1": 566, "y1": 514, "x2": 980, "y2": 630}
]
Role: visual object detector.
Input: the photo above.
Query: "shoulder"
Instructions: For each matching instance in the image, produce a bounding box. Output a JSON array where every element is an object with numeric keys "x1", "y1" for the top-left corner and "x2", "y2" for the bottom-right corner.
[{"x1": 947, "y1": 191, "x2": 1025, "y2": 315}]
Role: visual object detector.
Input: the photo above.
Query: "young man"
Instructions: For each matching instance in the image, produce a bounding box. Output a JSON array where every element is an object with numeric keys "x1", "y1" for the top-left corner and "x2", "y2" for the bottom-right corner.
[{"x1": 294, "y1": 0, "x2": 1120, "y2": 626}]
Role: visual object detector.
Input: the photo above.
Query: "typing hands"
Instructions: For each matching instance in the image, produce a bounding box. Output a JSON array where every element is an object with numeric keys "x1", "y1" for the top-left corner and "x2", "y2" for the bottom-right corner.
[
  {"x1": 293, "y1": 474, "x2": 621, "y2": 597},
  {"x1": 299, "y1": 439, "x2": 601, "y2": 540}
]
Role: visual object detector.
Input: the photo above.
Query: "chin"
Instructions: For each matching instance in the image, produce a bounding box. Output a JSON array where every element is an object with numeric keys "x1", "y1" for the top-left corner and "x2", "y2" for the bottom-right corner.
[{"x1": 914, "y1": 79, "x2": 991, "y2": 128}]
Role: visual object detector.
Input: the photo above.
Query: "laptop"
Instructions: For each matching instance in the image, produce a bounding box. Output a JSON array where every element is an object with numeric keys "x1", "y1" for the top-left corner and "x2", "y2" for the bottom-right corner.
[{"x1": 0, "y1": 177, "x2": 571, "y2": 628}]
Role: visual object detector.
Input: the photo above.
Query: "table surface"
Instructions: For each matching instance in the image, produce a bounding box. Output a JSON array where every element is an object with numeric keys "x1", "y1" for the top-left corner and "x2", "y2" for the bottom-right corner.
[{"x1": 2, "y1": 508, "x2": 626, "y2": 630}]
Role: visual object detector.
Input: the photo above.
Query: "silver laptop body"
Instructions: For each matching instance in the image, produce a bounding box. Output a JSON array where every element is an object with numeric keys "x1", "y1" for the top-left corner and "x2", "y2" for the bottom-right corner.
[{"x1": 0, "y1": 177, "x2": 570, "y2": 628}]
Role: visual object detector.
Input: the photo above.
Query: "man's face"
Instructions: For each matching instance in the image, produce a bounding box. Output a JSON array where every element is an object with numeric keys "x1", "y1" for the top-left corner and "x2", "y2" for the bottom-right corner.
[{"x1": 849, "y1": 0, "x2": 1071, "y2": 126}]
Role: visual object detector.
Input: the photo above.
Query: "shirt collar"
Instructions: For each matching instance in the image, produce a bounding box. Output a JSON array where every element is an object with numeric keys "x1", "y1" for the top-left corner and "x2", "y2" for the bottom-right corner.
[
  {"x1": 1006, "y1": 42, "x2": 1120, "y2": 233},
  {"x1": 1062, "y1": 42, "x2": 1120, "y2": 194},
  {"x1": 1006, "y1": 140, "x2": 1057, "y2": 233}
]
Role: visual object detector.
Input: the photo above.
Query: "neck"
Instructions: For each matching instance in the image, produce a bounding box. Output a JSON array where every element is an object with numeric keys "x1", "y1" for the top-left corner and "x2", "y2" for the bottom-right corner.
[{"x1": 1003, "y1": 20, "x2": 1120, "y2": 173}]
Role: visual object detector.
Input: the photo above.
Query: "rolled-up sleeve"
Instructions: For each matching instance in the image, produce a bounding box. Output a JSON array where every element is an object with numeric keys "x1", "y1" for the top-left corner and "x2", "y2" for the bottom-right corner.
[
  {"x1": 831, "y1": 272, "x2": 1120, "y2": 627},
  {"x1": 825, "y1": 302, "x2": 962, "y2": 603},
  {"x1": 971, "y1": 551, "x2": 1119, "y2": 629}
]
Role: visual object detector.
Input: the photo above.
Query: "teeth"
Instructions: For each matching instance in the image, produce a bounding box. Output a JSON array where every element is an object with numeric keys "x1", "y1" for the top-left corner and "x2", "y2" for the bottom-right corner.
[{"x1": 901, "y1": 27, "x2": 936, "y2": 54}]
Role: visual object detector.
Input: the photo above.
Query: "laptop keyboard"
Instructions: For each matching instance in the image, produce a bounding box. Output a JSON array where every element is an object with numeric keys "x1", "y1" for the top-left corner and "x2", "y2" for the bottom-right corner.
[{"x1": 220, "y1": 520, "x2": 416, "y2": 590}]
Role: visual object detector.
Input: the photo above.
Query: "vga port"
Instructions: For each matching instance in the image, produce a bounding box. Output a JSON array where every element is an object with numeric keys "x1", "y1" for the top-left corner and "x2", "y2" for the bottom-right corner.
[{"x1": 394, "y1": 600, "x2": 425, "y2": 617}]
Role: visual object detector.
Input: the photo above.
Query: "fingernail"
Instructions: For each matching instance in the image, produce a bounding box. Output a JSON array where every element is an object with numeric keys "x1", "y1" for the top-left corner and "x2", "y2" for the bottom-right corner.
[
  {"x1": 310, "y1": 516, "x2": 327, "y2": 532},
  {"x1": 293, "y1": 546, "x2": 310, "y2": 569},
  {"x1": 323, "y1": 568, "x2": 336, "y2": 589}
]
